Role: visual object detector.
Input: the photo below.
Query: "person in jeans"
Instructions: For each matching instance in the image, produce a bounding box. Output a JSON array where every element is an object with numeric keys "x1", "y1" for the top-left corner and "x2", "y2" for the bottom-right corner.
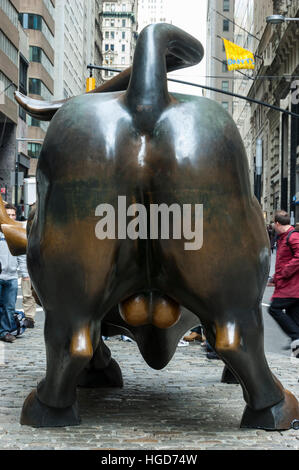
[
  {"x1": 268, "y1": 210, "x2": 299, "y2": 358},
  {"x1": 0, "y1": 204, "x2": 28, "y2": 343}
]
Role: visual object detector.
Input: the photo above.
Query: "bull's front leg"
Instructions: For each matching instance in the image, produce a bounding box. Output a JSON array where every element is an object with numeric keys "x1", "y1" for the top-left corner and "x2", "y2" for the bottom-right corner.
[{"x1": 202, "y1": 306, "x2": 299, "y2": 430}]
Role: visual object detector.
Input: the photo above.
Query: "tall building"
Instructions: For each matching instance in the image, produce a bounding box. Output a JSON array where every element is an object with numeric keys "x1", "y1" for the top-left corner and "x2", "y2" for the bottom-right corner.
[
  {"x1": 137, "y1": 0, "x2": 170, "y2": 32},
  {"x1": 18, "y1": 0, "x2": 55, "y2": 177},
  {"x1": 100, "y1": 0, "x2": 138, "y2": 80},
  {"x1": 206, "y1": 0, "x2": 235, "y2": 115},
  {"x1": 0, "y1": 0, "x2": 29, "y2": 203},
  {"x1": 232, "y1": 0, "x2": 255, "y2": 185},
  {"x1": 244, "y1": 0, "x2": 299, "y2": 223},
  {"x1": 54, "y1": 0, "x2": 103, "y2": 99}
]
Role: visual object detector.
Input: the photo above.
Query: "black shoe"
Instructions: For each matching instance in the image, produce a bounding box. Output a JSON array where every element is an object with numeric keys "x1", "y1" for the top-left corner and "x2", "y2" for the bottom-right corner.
[
  {"x1": 0, "y1": 333, "x2": 16, "y2": 343},
  {"x1": 206, "y1": 351, "x2": 221, "y2": 360},
  {"x1": 24, "y1": 317, "x2": 35, "y2": 328}
]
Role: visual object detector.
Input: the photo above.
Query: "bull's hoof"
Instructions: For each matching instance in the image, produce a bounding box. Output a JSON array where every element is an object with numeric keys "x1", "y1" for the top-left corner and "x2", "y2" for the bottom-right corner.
[
  {"x1": 77, "y1": 358, "x2": 123, "y2": 388},
  {"x1": 221, "y1": 365, "x2": 239, "y2": 384},
  {"x1": 241, "y1": 389, "x2": 299, "y2": 431},
  {"x1": 20, "y1": 389, "x2": 81, "y2": 427}
]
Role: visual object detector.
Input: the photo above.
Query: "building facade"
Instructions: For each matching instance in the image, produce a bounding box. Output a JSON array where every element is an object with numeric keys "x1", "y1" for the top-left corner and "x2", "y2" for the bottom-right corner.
[
  {"x1": 0, "y1": 0, "x2": 30, "y2": 204},
  {"x1": 54, "y1": 0, "x2": 103, "y2": 100},
  {"x1": 232, "y1": 0, "x2": 255, "y2": 187},
  {"x1": 137, "y1": 0, "x2": 169, "y2": 32},
  {"x1": 244, "y1": 0, "x2": 299, "y2": 223},
  {"x1": 18, "y1": 0, "x2": 55, "y2": 177},
  {"x1": 206, "y1": 0, "x2": 235, "y2": 115},
  {"x1": 100, "y1": 0, "x2": 138, "y2": 80}
]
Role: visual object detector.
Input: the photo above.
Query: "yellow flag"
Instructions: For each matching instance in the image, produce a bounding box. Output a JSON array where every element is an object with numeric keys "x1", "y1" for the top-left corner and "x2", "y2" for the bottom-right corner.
[{"x1": 222, "y1": 38, "x2": 255, "y2": 71}]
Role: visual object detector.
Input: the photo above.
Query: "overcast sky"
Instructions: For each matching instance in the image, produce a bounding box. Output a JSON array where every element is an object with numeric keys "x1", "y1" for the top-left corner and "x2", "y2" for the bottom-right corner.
[{"x1": 165, "y1": 0, "x2": 208, "y2": 96}]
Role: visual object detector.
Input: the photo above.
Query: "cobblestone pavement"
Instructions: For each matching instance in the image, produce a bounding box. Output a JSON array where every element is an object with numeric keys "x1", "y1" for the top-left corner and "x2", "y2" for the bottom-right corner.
[{"x1": 0, "y1": 309, "x2": 299, "y2": 451}]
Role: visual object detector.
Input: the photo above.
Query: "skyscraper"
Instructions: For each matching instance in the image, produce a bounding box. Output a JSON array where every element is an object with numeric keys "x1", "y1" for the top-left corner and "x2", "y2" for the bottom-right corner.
[
  {"x1": 0, "y1": 0, "x2": 30, "y2": 203},
  {"x1": 100, "y1": 0, "x2": 138, "y2": 80},
  {"x1": 206, "y1": 0, "x2": 235, "y2": 114},
  {"x1": 54, "y1": 0, "x2": 103, "y2": 99},
  {"x1": 18, "y1": 0, "x2": 55, "y2": 176},
  {"x1": 137, "y1": 0, "x2": 170, "y2": 32}
]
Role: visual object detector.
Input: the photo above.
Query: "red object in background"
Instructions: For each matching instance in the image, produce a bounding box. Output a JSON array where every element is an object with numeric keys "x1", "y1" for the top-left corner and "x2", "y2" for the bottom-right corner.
[{"x1": 1, "y1": 188, "x2": 6, "y2": 194}]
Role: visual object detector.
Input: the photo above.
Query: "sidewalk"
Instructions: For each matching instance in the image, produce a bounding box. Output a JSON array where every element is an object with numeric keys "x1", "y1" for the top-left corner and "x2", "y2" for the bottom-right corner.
[{"x1": 0, "y1": 309, "x2": 299, "y2": 450}]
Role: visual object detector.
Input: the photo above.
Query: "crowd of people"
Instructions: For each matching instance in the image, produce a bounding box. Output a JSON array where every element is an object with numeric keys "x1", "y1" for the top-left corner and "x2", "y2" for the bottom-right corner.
[{"x1": 0, "y1": 204, "x2": 298, "y2": 361}]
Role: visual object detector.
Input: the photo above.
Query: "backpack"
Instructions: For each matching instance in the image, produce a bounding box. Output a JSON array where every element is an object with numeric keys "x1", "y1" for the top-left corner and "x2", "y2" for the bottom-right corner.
[
  {"x1": 10, "y1": 310, "x2": 26, "y2": 337},
  {"x1": 286, "y1": 230, "x2": 297, "y2": 255}
]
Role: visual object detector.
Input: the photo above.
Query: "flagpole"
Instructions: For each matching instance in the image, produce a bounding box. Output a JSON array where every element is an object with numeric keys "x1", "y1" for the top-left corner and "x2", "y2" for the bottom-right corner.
[{"x1": 87, "y1": 65, "x2": 299, "y2": 119}]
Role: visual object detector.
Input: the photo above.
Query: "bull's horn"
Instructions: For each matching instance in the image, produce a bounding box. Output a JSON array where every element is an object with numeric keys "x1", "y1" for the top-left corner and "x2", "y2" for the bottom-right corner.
[
  {"x1": 0, "y1": 194, "x2": 24, "y2": 230},
  {"x1": 14, "y1": 66, "x2": 133, "y2": 122},
  {"x1": 14, "y1": 91, "x2": 67, "y2": 121},
  {"x1": 1, "y1": 224, "x2": 27, "y2": 256}
]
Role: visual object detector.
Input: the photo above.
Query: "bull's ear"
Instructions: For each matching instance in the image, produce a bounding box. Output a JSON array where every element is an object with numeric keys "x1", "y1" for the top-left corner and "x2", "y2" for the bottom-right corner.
[{"x1": 1, "y1": 224, "x2": 27, "y2": 256}]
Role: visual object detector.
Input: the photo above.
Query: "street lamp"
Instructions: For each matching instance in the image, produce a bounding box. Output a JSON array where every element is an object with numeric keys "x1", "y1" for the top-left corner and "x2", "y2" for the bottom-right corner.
[
  {"x1": 255, "y1": 139, "x2": 263, "y2": 204},
  {"x1": 266, "y1": 15, "x2": 299, "y2": 24}
]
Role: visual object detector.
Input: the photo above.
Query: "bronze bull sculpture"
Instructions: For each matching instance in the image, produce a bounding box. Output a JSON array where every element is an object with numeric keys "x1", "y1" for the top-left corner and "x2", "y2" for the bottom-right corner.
[{"x1": 11, "y1": 24, "x2": 299, "y2": 430}]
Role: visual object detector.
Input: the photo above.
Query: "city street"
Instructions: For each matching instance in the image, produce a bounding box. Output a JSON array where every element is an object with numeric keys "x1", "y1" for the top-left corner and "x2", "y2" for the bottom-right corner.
[{"x1": 0, "y1": 253, "x2": 298, "y2": 452}]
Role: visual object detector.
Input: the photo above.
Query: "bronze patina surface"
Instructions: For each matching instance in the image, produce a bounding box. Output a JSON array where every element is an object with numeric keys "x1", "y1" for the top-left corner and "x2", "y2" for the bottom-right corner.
[{"x1": 15, "y1": 24, "x2": 299, "y2": 430}]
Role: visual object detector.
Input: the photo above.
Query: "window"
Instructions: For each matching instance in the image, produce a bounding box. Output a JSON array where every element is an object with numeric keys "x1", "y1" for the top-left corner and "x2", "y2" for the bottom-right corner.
[
  {"x1": 111, "y1": 31, "x2": 115, "y2": 39},
  {"x1": 223, "y1": 19, "x2": 229, "y2": 31},
  {"x1": 0, "y1": 70, "x2": 17, "y2": 102},
  {"x1": 27, "y1": 115, "x2": 49, "y2": 132},
  {"x1": 122, "y1": 19, "x2": 126, "y2": 27},
  {"x1": 28, "y1": 142, "x2": 42, "y2": 158},
  {"x1": 222, "y1": 101, "x2": 229, "y2": 111},
  {"x1": 122, "y1": 44, "x2": 125, "y2": 52},
  {"x1": 29, "y1": 78, "x2": 52, "y2": 100},
  {"x1": 19, "y1": 13, "x2": 54, "y2": 47},
  {"x1": 122, "y1": 31, "x2": 125, "y2": 39},
  {"x1": 222, "y1": 80, "x2": 229, "y2": 92},
  {"x1": 105, "y1": 43, "x2": 109, "y2": 51},
  {"x1": 222, "y1": 60, "x2": 228, "y2": 72},
  {"x1": 223, "y1": 0, "x2": 229, "y2": 11},
  {"x1": 0, "y1": 29, "x2": 18, "y2": 66},
  {"x1": 110, "y1": 44, "x2": 114, "y2": 51},
  {"x1": 19, "y1": 55, "x2": 28, "y2": 96},
  {"x1": 0, "y1": 0, "x2": 18, "y2": 28},
  {"x1": 29, "y1": 46, "x2": 53, "y2": 76},
  {"x1": 105, "y1": 31, "x2": 109, "y2": 39}
]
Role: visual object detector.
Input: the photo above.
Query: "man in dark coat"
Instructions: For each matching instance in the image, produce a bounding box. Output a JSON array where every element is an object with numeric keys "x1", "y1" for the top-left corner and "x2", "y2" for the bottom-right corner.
[{"x1": 268, "y1": 210, "x2": 299, "y2": 358}]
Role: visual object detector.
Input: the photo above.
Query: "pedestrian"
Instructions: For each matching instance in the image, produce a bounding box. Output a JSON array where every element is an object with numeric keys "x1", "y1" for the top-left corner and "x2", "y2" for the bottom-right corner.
[
  {"x1": 21, "y1": 259, "x2": 36, "y2": 329},
  {"x1": 268, "y1": 210, "x2": 299, "y2": 358},
  {"x1": 267, "y1": 222, "x2": 276, "y2": 253},
  {"x1": 0, "y1": 204, "x2": 28, "y2": 343},
  {"x1": 183, "y1": 326, "x2": 204, "y2": 342}
]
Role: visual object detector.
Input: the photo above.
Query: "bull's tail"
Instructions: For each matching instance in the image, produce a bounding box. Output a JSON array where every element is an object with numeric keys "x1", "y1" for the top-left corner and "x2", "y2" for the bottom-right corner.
[
  {"x1": 119, "y1": 292, "x2": 181, "y2": 329},
  {"x1": 125, "y1": 23, "x2": 204, "y2": 133}
]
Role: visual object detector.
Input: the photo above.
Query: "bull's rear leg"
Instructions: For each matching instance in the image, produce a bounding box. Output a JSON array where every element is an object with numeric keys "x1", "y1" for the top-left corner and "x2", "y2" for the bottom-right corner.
[
  {"x1": 203, "y1": 307, "x2": 299, "y2": 430},
  {"x1": 77, "y1": 337, "x2": 123, "y2": 388},
  {"x1": 21, "y1": 313, "x2": 94, "y2": 427}
]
